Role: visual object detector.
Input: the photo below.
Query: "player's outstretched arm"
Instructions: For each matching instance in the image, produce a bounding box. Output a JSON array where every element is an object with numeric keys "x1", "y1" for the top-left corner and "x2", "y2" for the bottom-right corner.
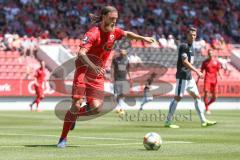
[
  {"x1": 182, "y1": 58, "x2": 203, "y2": 78},
  {"x1": 123, "y1": 31, "x2": 155, "y2": 43}
]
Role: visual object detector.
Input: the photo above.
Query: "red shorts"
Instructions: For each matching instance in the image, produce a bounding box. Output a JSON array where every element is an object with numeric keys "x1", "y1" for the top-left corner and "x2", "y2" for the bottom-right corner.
[
  {"x1": 204, "y1": 81, "x2": 217, "y2": 93},
  {"x1": 34, "y1": 84, "x2": 44, "y2": 98},
  {"x1": 72, "y1": 66, "x2": 105, "y2": 102}
]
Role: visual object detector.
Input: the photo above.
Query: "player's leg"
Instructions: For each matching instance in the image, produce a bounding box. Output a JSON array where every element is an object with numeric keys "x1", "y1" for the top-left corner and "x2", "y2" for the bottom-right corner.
[
  {"x1": 165, "y1": 96, "x2": 181, "y2": 128},
  {"x1": 85, "y1": 98, "x2": 104, "y2": 115},
  {"x1": 29, "y1": 98, "x2": 35, "y2": 111},
  {"x1": 29, "y1": 85, "x2": 40, "y2": 111},
  {"x1": 114, "y1": 81, "x2": 120, "y2": 107},
  {"x1": 57, "y1": 78, "x2": 86, "y2": 148},
  {"x1": 165, "y1": 79, "x2": 186, "y2": 128},
  {"x1": 207, "y1": 83, "x2": 217, "y2": 106},
  {"x1": 205, "y1": 83, "x2": 217, "y2": 114},
  {"x1": 188, "y1": 91, "x2": 207, "y2": 124},
  {"x1": 187, "y1": 80, "x2": 206, "y2": 123},
  {"x1": 35, "y1": 95, "x2": 41, "y2": 111},
  {"x1": 115, "y1": 94, "x2": 125, "y2": 116},
  {"x1": 203, "y1": 81, "x2": 211, "y2": 112},
  {"x1": 57, "y1": 98, "x2": 84, "y2": 148},
  {"x1": 79, "y1": 82, "x2": 105, "y2": 116},
  {"x1": 35, "y1": 87, "x2": 44, "y2": 112},
  {"x1": 140, "y1": 89, "x2": 148, "y2": 110},
  {"x1": 114, "y1": 81, "x2": 127, "y2": 115},
  {"x1": 140, "y1": 88, "x2": 153, "y2": 110},
  {"x1": 187, "y1": 79, "x2": 216, "y2": 126},
  {"x1": 204, "y1": 91, "x2": 209, "y2": 112}
]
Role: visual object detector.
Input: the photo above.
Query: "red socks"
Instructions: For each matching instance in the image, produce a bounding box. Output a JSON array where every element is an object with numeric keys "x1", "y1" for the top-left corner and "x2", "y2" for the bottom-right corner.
[
  {"x1": 77, "y1": 105, "x2": 92, "y2": 116},
  {"x1": 204, "y1": 97, "x2": 216, "y2": 111},
  {"x1": 204, "y1": 96, "x2": 209, "y2": 111},
  {"x1": 208, "y1": 97, "x2": 216, "y2": 106},
  {"x1": 60, "y1": 105, "x2": 92, "y2": 140},
  {"x1": 60, "y1": 110, "x2": 78, "y2": 140},
  {"x1": 32, "y1": 96, "x2": 43, "y2": 107}
]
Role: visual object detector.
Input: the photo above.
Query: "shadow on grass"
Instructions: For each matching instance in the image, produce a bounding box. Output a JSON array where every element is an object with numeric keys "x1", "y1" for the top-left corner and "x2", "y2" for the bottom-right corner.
[
  {"x1": 24, "y1": 144, "x2": 57, "y2": 148},
  {"x1": 137, "y1": 148, "x2": 159, "y2": 152},
  {"x1": 24, "y1": 144, "x2": 80, "y2": 148}
]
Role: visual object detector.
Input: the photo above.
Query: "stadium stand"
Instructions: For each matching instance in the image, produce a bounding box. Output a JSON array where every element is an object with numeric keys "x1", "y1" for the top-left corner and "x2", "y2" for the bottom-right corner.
[
  {"x1": 0, "y1": 0, "x2": 239, "y2": 42},
  {"x1": 0, "y1": 0, "x2": 239, "y2": 97}
]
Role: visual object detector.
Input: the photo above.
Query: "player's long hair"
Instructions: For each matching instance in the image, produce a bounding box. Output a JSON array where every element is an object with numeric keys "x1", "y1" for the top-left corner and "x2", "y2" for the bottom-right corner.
[{"x1": 89, "y1": 6, "x2": 118, "y2": 24}]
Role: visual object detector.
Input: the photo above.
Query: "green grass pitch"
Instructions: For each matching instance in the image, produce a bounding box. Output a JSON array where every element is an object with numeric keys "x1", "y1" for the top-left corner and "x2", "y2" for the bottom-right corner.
[{"x1": 0, "y1": 110, "x2": 239, "y2": 160}]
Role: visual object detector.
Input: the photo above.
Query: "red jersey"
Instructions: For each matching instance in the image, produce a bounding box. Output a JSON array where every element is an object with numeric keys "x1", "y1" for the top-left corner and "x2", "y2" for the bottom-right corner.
[
  {"x1": 77, "y1": 26, "x2": 124, "y2": 68},
  {"x1": 35, "y1": 67, "x2": 45, "y2": 85},
  {"x1": 201, "y1": 58, "x2": 221, "y2": 82}
]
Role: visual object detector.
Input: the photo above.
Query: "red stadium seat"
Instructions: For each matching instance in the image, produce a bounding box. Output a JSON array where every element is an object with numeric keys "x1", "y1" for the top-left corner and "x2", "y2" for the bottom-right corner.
[
  {"x1": 68, "y1": 39, "x2": 75, "y2": 46},
  {"x1": 14, "y1": 72, "x2": 21, "y2": 78},
  {"x1": 75, "y1": 39, "x2": 81, "y2": 46},
  {"x1": 5, "y1": 51, "x2": 14, "y2": 58},
  {"x1": 62, "y1": 38, "x2": 69, "y2": 46},
  {"x1": 13, "y1": 51, "x2": 20, "y2": 57}
]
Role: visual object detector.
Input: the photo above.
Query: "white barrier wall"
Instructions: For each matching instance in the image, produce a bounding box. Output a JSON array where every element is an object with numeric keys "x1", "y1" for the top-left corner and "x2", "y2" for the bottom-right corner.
[
  {"x1": 0, "y1": 97, "x2": 239, "y2": 110},
  {"x1": 231, "y1": 49, "x2": 240, "y2": 70},
  {"x1": 37, "y1": 44, "x2": 74, "y2": 72}
]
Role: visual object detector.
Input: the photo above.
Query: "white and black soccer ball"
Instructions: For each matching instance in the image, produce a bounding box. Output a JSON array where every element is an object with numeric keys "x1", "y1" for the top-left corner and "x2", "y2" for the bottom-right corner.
[{"x1": 143, "y1": 132, "x2": 162, "y2": 150}]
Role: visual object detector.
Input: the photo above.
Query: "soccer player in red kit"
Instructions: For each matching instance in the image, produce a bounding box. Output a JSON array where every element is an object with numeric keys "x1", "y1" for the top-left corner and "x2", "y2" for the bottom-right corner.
[
  {"x1": 201, "y1": 49, "x2": 222, "y2": 114},
  {"x1": 30, "y1": 60, "x2": 46, "y2": 112},
  {"x1": 57, "y1": 6, "x2": 155, "y2": 148}
]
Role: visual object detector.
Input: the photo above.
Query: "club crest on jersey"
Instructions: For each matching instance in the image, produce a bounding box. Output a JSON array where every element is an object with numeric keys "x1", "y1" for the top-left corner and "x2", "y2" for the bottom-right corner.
[
  {"x1": 82, "y1": 36, "x2": 89, "y2": 44},
  {"x1": 110, "y1": 34, "x2": 115, "y2": 40}
]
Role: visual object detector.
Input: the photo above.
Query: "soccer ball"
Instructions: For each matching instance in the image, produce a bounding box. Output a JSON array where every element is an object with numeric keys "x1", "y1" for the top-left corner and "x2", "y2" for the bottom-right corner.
[
  {"x1": 143, "y1": 132, "x2": 162, "y2": 150},
  {"x1": 116, "y1": 109, "x2": 125, "y2": 118}
]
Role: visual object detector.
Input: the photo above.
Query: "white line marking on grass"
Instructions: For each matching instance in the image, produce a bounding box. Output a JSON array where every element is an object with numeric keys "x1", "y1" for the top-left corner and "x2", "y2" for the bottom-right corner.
[
  {"x1": 0, "y1": 133, "x2": 136, "y2": 141},
  {"x1": 0, "y1": 141, "x2": 193, "y2": 148},
  {"x1": 70, "y1": 143, "x2": 142, "y2": 147},
  {"x1": 164, "y1": 141, "x2": 193, "y2": 144},
  {"x1": 0, "y1": 143, "x2": 141, "y2": 148},
  {"x1": 0, "y1": 146, "x2": 24, "y2": 148},
  {"x1": 0, "y1": 133, "x2": 194, "y2": 144}
]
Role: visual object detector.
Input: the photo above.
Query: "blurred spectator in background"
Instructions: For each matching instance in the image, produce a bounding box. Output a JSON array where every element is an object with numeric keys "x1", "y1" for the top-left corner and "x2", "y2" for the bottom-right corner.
[
  {"x1": 21, "y1": 36, "x2": 37, "y2": 57},
  {"x1": 3, "y1": 33, "x2": 14, "y2": 50},
  {"x1": 167, "y1": 34, "x2": 177, "y2": 50},
  {"x1": 40, "y1": 30, "x2": 49, "y2": 39},
  {"x1": 194, "y1": 38, "x2": 206, "y2": 52},
  {"x1": 158, "y1": 34, "x2": 168, "y2": 48},
  {"x1": 128, "y1": 52, "x2": 143, "y2": 68},
  {"x1": 0, "y1": 0, "x2": 238, "y2": 44},
  {"x1": 10, "y1": 34, "x2": 21, "y2": 51},
  {"x1": 0, "y1": 37, "x2": 7, "y2": 51},
  {"x1": 217, "y1": 57, "x2": 231, "y2": 76}
]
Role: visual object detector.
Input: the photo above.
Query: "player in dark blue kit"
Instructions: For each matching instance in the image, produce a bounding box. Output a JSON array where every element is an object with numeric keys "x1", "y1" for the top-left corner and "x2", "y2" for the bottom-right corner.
[{"x1": 165, "y1": 27, "x2": 217, "y2": 128}]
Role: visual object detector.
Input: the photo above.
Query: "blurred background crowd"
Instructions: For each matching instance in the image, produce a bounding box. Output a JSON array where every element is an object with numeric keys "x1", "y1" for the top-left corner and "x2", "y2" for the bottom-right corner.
[{"x1": 0, "y1": 0, "x2": 239, "y2": 43}]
